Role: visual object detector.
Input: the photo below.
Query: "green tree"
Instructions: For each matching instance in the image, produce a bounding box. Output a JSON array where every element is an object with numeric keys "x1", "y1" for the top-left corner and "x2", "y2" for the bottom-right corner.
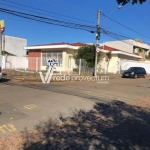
[
  {"x1": 73, "y1": 45, "x2": 101, "y2": 68},
  {"x1": 117, "y1": 0, "x2": 146, "y2": 5},
  {"x1": 138, "y1": 47, "x2": 143, "y2": 53},
  {"x1": 145, "y1": 51, "x2": 150, "y2": 60}
]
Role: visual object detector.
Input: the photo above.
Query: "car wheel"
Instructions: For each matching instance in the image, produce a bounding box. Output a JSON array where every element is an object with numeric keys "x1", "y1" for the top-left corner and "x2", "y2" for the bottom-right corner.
[
  {"x1": 134, "y1": 74, "x2": 137, "y2": 79},
  {"x1": 143, "y1": 74, "x2": 146, "y2": 78}
]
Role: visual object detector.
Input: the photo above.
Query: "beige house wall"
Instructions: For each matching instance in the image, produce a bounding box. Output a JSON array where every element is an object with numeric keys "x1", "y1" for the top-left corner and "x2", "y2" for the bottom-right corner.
[
  {"x1": 38, "y1": 47, "x2": 142, "y2": 74},
  {"x1": 98, "y1": 52, "x2": 141, "y2": 74},
  {"x1": 118, "y1": 54, "x2": 139, "y2": 61},
  {"x1": 98, "y1": 53, "x2": 119, "y2": 74},
  {"x1": 107, "y1": 54, "x2": 118, "y2": 74},
  {"x1": 104, "y1": 41, "x2": 133, "y2": 53},
  {"x1": 40, "y1": 48, "x2": 77, "y2": 72}
]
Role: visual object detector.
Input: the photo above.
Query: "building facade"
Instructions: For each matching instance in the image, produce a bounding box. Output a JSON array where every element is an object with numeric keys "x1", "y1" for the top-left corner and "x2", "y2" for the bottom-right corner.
[
  {"x1": 24, "y1": 42, "x2": 143, "y2": 74},
  {"x1": 24, "y1": 42, "x2": 83, "y2": 72},
  {"x1": 103, "y1": 39, "x2": 150, "y2": 60},
  {"x1": 2, "y1": 35, "x2": 27, "y2": 56}
]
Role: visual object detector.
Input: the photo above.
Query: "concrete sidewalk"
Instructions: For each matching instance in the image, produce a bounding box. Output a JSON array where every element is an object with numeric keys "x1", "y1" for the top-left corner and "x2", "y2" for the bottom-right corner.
[{"x1": 2, "y1": 69, "x2": 123, "y2": 82}]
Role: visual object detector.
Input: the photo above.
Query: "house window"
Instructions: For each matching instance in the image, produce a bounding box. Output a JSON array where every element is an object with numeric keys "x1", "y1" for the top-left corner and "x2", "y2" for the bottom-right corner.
[{"x1": 42, "y1": 52, "x2": 62, "y2": 66}]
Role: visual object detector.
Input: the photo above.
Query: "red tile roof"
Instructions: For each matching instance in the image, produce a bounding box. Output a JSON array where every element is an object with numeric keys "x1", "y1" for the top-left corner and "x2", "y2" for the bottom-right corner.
[
  {"x1": 30, "y1": 42, "x2": 86, "y2": 47},
  {"x1": 99, "y1": 45, "x2": 133, "y2": 54},
  {"x1": 71, "y1": 42, "x2": 85, "y2": 46},
  {"x1": 33, "y1": 42, "x2": 70, "y2": 46},
  {"x1": 99, "y1": 45, "x2": 119, "y2": 51}
]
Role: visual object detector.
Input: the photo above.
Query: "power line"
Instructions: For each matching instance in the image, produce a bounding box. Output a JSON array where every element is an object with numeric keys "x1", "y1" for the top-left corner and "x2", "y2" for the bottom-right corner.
[
  {"x1": 102, "y1": 13, "x2": 150, "y2": 40},
  {"x1": 2, "y1": 0, "x2": 95, "y2": 24},
  {"x1": 101, "y1": 25, "x2": 134, "y2": 39},
  {"x1": 0, "y1": 10, "x2": 90, "y2": 31},
  {"x1": 102, "y1": 31, "x2": 134, "y2": 46},
  {"x1": 0, "y1": 7, "x2": 96, "y2": 32},
  {"x1": 0, "y1": 7, "x2": 95, "y2": 29},
  {"x1": 101, "y1": 28, "x2": 134, "y2": 41},
  {"x1": 102, "y1": 34, "x2": 137, "y2": 54},
  {"x1": 0, "y1": 2, "x2": 89, "y2": 26},
  {"x1": 0, "y1": 14, "x2": 35, "y2": 23},
  {"x1": 37, "y1": 0, "x2": 97, "y2": 17}
]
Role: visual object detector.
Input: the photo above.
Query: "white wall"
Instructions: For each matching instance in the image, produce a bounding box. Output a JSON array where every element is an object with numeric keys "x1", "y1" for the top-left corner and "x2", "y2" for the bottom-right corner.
[
  {"x1": 104, "y1": 40, "x2": 133, "y2": 53},
  {"x1": 103, "y1": 40, "x2": 150, "y2": 55},
  {"x1": 2, "y1": 35, "x2": 27, "y2": 56},
  {"x1": 3, "y1": 56, "x2": 28, "y2": 70},
  {"x1": 120, "y1": 59, "x2": 150, "y2": 74}
]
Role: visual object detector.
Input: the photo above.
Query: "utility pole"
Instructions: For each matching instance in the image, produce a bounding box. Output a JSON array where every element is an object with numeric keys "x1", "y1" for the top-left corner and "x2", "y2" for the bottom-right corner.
[{"x1": 94, "y1": 10, "x2": 101, "y2": 77}]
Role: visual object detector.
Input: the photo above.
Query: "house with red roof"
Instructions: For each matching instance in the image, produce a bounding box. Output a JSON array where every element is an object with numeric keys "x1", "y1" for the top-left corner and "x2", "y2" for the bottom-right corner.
[
  {"x1": 24, "y1": 42, "x2": 85, "y2": 72},
  {"x1": 97, "y1": 45, "x2": 142, "y2": 73},
  {"x1": 24, "y1": 42, "x2": 142, "y2": 73}
]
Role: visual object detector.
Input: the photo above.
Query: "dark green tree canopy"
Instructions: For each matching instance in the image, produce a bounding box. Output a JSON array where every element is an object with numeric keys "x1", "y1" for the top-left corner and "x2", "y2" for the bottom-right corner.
[
  {"x1": 73, "y1": 45, "x2": 101, "y2": 68},
  {"x1": 117, "y1": 0, "x2": 146, "y2": 5}
]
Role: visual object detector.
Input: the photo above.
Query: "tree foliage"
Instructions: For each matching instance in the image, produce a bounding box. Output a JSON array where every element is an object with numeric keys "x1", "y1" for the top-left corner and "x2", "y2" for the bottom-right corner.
[
  {"x1": 73, "y1": 45, "x2": 101, "y2": 68},
  {"x1": 116, "y1": 0, "x2": 146, "y2": 5},
  {"x1": 138, "y1": 47, "x2": 143, "y2": 53},
  {"x1": 146, "y1": 51, "x2": 150, "y2": 60}
]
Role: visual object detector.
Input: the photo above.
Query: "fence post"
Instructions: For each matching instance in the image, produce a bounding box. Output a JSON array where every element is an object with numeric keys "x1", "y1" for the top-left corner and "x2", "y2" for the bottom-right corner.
[
  {"x1": 36, "y1": 57, "x2": 38, "y2": 72},
  {"x1": 68, "y1": 65, "x2": 70, "y2": 75},
  {"x1": 15, "y1": 57, "x2": 17, "y2": 70},
  {"x1": 25, "y1": 57, "x2": 27, "y2": 71},
  {"x1": 1, "y1": 56, "x2": 5, "y2": 69},
  {"x1": 60, "y1": 63, "x2": 62, "y2": 75},
  {"x1": 118, "y1": 58, "x2": 121, "y2": 74},
  {"x1": 79, "y1": 59, "x2": 81, "y2": 75},
  {"x1": 104, "y1": 60, "x2": 107, "y2": 74}
]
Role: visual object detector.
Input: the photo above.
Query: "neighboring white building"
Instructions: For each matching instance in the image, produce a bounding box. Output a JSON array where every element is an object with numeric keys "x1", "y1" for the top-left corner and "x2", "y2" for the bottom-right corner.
[
  {"x1": 2, "y1": 35, "x2": 27, "y2": 56},
  {"x1": 103, "y1": 39, "x2": 150, "y2": 59}
]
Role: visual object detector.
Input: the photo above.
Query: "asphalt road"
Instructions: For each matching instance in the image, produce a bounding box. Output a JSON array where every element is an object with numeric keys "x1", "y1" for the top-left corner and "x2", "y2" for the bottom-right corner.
[{"x1": 0, "y1": 77, "x2": 150, "y2": 138}]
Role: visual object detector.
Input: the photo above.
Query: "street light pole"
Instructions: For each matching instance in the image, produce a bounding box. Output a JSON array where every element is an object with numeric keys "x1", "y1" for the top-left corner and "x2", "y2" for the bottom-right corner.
[
  {"x1": 94, "y1": 10, "x2": 101, "y2": 77},
  {"x1": 101, "y1": 6, "x2": 122, "y2": 24}
]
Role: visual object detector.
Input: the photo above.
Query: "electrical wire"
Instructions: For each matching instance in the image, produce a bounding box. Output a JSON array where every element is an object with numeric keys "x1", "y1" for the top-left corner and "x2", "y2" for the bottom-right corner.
[
  {"x1": 2, "y1": 0, "x2": 95, "y2": 24},
  {"x1": 102, "y1": 13, "x2": 150, "y2": 40},
  {"x1": 0, "y1": 7, "x2": 96, "y2": 32},
  {"x1": 101, "y1": 25, "x2": 134, "y2": 40},
  {"x1": 101, "y1": 31, "x2": 135, "y2": 46},
  {"x1": 37, "y1": 0, "x2": 97, "y2": 17},
  {"x1": 1, "y1": 1, "x2": 149, "y2": 46},
  {"x1": 101, "y1": 28, "x2": 134, "y2": 41},
  {"x1": 103, "y1": 34, "x2": 133, "y2": 49},
  {"x1": 0, "y1": 7, "x2": 95, "y2": 29}
]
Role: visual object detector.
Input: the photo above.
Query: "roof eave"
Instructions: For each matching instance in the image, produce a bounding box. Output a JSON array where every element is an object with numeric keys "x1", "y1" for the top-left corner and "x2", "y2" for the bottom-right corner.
[
  {"x1": 96, "y1": 48, "x2": 142, "y2": 58},
  {"x1": 112, "y1": 51, "x2": 142, "y2": 58},
  {"x1": 24, "y1": 44, "x2": 79, "y2": 50}
]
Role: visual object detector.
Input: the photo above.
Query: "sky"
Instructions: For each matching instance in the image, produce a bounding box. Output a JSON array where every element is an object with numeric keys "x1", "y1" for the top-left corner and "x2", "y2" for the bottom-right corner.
[{"x1": 0, "y1": 0, "x2": 150, "y2": 46}]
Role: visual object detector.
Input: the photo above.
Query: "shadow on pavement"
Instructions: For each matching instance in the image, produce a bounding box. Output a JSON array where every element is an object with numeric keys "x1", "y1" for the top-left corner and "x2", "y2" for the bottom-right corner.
[
  {"x1": 0, "y1": 78, "x2": 10, "y2": 83},
  {"x1": 22, "y1": 100, "x2": 150, "y2": 150}
]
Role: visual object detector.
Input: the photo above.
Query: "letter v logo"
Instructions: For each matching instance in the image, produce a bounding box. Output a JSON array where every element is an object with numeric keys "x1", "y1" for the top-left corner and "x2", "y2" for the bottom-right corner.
[
  {"x1": 39, "y1": 71, "x2": 51, "y2": 83},
  {"x1": 39, "y1": 65, "x2": 55, "y2": 84}
]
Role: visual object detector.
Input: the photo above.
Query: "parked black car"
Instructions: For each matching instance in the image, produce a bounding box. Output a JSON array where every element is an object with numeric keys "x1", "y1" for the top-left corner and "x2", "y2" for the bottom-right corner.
[{"x1": 122, "y1": 67, "x2": 147, "y2": 78}]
